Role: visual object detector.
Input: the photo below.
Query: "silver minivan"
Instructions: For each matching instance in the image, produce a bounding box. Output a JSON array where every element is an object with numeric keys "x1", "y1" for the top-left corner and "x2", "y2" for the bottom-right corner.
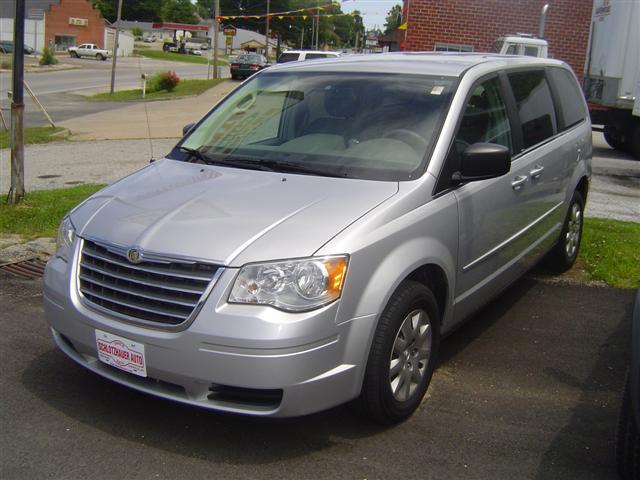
[{"x1": 44, "y1": 53, "x2": 592, "y2": 424}]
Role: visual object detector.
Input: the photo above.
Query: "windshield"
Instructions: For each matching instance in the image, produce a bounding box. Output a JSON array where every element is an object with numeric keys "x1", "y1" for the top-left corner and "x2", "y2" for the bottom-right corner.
[
  {"x1": 490, "y1": 40, "x2": 504, "y2": 53},
  {"x1": 236, "y1": 54, "x2": 263, "y2": 63},
  {"x1": 175, "y1": 71, "x2": 455, "y2": 181}
]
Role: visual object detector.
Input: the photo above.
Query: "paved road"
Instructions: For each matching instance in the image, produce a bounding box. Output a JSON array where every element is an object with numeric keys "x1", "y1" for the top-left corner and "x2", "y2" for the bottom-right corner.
[
  {"x1": 0, "y1": 272, "x2": 635, "y2": 479},
  {"x1": 0, "y1": 57, "x2": 230, "y2": 128}
]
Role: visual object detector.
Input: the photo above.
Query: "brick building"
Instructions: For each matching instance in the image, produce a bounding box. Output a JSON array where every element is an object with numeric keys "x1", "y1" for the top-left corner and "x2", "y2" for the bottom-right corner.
[
  {"x1": 44, "y1": 0, "x2": 107, "y2": 50},
  {"x1": 403, "y1": 0, "x2": 592, "y2": 79},
  {"x1": 0, "y1": 0, "x2": 107, "y2": 51}
]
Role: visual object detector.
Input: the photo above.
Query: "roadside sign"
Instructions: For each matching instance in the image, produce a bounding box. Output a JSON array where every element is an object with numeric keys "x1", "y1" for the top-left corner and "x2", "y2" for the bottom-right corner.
[{"x1": 223, "y1": 25, "x2": 237, "y2": 37}]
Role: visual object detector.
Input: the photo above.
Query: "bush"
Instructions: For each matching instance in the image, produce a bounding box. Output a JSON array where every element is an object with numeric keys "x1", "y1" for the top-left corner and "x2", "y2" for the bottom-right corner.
[
  {"x1": 131, "y1": 27, "x2": 144, "y2": 37},
  {"x1": 149, "y1": 70, "x2": 180, "y2": 92},
  {"x1": 0, "y1": 55, "x2": 11, "y2": 70},
  {"x1": 39, "y1": 47, "x2": 58, "y2": 66}
]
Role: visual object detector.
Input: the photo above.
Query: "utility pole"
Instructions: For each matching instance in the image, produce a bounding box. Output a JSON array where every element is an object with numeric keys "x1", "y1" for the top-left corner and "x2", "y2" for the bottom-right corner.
[
  {"x1": 265, "y1": 0, "x2": 270, "y2": 58},
  {"x1": 9, "y1": 0, "x2": 26, "y2": 204},
  {"x1": 109, "y1": 0, "x2": 123, "y2": 94},
  {"x1": 213, "y1": 0, "x2": 219, "y2": 78},
  {"x1": 300, "y1": 27, "x2": 304, "y2": 49},
  {"x1": 315, "y1": 1, "x2": 320, "y2": 49}
]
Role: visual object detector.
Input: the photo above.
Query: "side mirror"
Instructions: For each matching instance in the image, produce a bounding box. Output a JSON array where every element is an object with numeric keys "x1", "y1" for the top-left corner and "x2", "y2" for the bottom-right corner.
[
  {"x1": 182, "y1": 122, "x2": 195, "y2": 136},
  {"x1": 452, "y1": 143, "x2": 511, "y2": 183}
]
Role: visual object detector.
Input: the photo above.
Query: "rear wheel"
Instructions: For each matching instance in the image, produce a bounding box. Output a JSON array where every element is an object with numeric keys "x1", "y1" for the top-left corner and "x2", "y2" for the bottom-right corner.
[
  {"x1": 353, "y1": 280, "x2": 440, "y2": 425},
  {"x1": 604, "y1": 125, "x2": 626, "y2": 151},
  {"x1": 543, "y1": 190, "x2": 584, "y2": 273},
  {"x1": 627, "y1": 120, "x2": 640, "y2": 160}
]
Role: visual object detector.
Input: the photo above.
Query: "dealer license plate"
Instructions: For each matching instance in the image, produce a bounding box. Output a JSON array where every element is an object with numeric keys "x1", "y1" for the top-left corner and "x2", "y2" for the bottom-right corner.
[{"x1": 95, "y1": 330, "x2": 147, "y2": 377}]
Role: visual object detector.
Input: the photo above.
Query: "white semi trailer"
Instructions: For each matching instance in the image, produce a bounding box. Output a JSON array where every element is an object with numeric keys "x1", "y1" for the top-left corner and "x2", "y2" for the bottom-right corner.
[
  {"x1": 584, "y1": 0, "x2": 640, "y2": 159},
  {"x1": 491, "y1": 1, "x2": 639, "y2": 159}
]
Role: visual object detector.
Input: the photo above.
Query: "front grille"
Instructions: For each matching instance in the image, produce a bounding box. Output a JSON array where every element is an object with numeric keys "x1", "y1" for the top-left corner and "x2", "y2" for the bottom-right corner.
[{"x1": 78, "y1": 239, "x2": 219, "y2": 326}]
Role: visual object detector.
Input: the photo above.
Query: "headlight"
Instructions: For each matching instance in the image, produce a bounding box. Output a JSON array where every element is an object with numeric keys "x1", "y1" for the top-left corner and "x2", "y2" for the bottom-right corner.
[
  {"x1": 229, "y1": 256, "x2": 349, "y2": 312},
  {"x1": 55, "y1": 216, "x2": 76, "y2": 259}
]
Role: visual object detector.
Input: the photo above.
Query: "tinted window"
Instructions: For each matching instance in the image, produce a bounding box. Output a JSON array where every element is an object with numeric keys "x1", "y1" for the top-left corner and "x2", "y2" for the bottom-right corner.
[
  {"x1": 548, "y1": 67, "x2": 586, "y2": 129},
  {"x1": 305, "y1": 53, "x2": 329, "y2": 60},
  {"x1": 506, "y1": 45, "x2": 517, "y2": 55},
  {"x1": 524, "y1": 46, "x2": 539, "y2": 57},
  {"x1": 277, "y1": 53, "x2": 299, "y2": 63},
  {"x1": 508, "y1": 71, "x2": 557, "y2": 149}
]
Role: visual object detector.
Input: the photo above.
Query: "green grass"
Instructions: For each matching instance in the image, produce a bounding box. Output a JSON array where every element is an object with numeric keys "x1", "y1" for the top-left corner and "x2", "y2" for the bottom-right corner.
[
  {"x1": 86, "y1": 78, "x2": 226, "y2": 102},
  {"x1": 134, "y1": 49, "x2": 228, "y2": 65},
  {"x1": 580, "y1": 218, "x2": 640, "y2": 289},
  {"x1": 0, "y1": 126, "x2": 66, "y2": 149},
  {"x1": 0, "y1": 185, "x2": 104, "y2": 239}
]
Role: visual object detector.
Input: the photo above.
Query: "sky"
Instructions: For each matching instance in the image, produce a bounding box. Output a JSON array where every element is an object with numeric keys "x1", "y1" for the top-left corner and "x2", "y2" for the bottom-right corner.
[{"x1": 339, "y1": 0, "x2": 400, "y2": 30}]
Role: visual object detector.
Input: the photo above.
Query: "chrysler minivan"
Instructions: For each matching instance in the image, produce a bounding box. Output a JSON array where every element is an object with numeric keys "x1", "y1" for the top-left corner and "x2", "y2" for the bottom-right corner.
[{"x1": 44, "y1": 53, "x2": 591, "y2": 424}]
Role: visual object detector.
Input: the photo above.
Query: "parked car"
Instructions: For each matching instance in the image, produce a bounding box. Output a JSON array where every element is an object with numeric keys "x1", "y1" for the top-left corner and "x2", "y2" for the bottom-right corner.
[
  {"x1": 44, "y1": 53, "x2": 592, "y2": 424},
  {"x1": 162, "y1": 42, "x2": 179, "y2": 53},
  {"x1": 0, "y1": 40, "x2": 35, "y2": 55},
  {"x1": 68, "y1": 44, "x2": 110, "y2": 61},
  {"x1": 617, "y1": 288, "x2": 640, "y2": 479},
  {"x1": 276, "y1": 50, "x2": 340, "y2": 63},
  {"x1": 188, "y1": 49, "x2": 202, "y2": 56},
  {"x1": 230, "y1": 53, "x2": 269, "y2": 80}
]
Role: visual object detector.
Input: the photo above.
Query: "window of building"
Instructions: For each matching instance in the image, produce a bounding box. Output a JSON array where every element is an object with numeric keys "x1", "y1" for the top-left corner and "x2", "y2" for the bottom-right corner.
[
  {"x1": 434, "y1": 43, "x2": 474, "y2": 53},
  {"x1": 54, "y1": 35, "x2": 76, "y2": 51},
  {"x1": 547, "y1": 67, "x2": 587, "y2": 130},
  {"x1": 508, "y1": 70, "x2": 557, "y2": 150}
]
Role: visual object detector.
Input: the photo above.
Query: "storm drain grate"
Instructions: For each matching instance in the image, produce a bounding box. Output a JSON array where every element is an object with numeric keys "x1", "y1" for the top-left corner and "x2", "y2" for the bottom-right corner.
[{"x1": 0, "y1": 259, "x2": 47, "y2": 279}]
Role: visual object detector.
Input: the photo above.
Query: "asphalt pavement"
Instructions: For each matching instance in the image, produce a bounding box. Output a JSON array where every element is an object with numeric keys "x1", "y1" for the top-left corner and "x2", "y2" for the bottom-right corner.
[
  {"x1": 0, "y1": 271, "x2": 635, "y2": 479},
  {"x1": 0, "y1": 56, "x2": 230, "y2": 128}
]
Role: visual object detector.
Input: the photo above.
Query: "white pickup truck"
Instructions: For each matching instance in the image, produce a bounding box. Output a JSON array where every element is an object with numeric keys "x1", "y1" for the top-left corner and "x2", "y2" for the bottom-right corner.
[{"x1": 68, "y1": 44, "x2": 110, "y2": 61}]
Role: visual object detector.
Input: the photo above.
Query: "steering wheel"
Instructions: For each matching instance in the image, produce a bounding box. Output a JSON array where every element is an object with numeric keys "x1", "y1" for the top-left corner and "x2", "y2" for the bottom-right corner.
[{"x1": 382, "y1": 129, "x2": 428, "y2": 153}]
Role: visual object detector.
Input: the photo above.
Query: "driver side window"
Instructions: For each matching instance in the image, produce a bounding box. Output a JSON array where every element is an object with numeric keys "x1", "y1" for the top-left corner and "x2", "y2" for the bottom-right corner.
[
  {"x1": 437, "y1": 77, "x2": 512, "y2": 193},
  {"x1": 456, "y1": 77, "x2": 512, "y2": 152}
]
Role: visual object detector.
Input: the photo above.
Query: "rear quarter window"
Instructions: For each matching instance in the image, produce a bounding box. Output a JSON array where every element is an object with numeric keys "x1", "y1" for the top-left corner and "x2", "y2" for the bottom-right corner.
[
  {"x1": 305, "y1": 53, "x2": 330, "y2": 60},
  {"x1": 507, "y1": 70, "x2": 557, "y2": 150},
  {"x1": 547, "y1": 67, "x2": 587, "y2": 130},
  {"x1": 277, "y1": 53, "x2": 299, "y2": 63}
]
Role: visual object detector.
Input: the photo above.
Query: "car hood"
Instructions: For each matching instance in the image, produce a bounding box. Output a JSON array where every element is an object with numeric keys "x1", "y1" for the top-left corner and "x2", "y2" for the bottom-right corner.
[{"x1": 71, "y1": 159, "x2": 398, "y2": 266}]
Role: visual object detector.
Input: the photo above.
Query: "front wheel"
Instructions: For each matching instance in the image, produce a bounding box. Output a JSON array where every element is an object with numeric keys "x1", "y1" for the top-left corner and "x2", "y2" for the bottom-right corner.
[
  {"x1": 543, "y1": 190, "x2": 584, "y2": 273},
  {"x1": 616, "y1": 376, "x2": 640, "y2": 479},
  {"x1": 70, "y1": 51, "x2": 79, "y2": 58},
  {"x1": 353, "y1": 280, "x2": 440, "y2": 424},
  {"x1": 96, "y1": 53, "x2": 105, "y2": 61}
]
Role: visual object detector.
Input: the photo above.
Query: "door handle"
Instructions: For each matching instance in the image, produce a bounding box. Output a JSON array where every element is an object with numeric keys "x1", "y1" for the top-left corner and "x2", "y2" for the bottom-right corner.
[
  {"x1": 529, "y1": 165, "x2": 544, "y2": 179},
  {"x1": 511, "y1": 175, "x2": 528, "y2": 190}
]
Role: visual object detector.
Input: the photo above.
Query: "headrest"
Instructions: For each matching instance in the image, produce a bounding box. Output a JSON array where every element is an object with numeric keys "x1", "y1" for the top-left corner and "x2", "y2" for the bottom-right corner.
[{"x1": 324, "y1": 86, "x2": 358, "y2": 118}]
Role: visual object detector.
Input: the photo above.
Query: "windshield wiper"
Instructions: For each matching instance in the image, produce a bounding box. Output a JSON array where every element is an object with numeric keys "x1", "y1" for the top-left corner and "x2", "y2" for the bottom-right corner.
[
  {"x1": 178, "y1": 146, "x2": 212, "y2": 164},
  {"x1": 214, "y1": 157, "x2": 348, "y2": 177}
]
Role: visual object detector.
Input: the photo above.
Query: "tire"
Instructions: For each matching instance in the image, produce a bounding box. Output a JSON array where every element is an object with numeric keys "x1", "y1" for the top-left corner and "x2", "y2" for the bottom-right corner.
[
  {"x1": 70, "y1": 51, "x2": 79, "y2": 58},
  {"x1": 627, "y1": 121, "x2": 640, "y2": 160},
  {"x1": 604, "y1": 125, "x2": 626, "y2": 151},
  {"x1": 616, "y1": 376, "x2": 640, "y2": 479},
  {"x1": 543, "y1": 190, "x2": 584, "y2": 273},
  {"x1": 96, "y1": 53, "x2": 104, "y2": 61},
  {"x1": 353, "y1": 280, "x2": 440, "y2": 425}
]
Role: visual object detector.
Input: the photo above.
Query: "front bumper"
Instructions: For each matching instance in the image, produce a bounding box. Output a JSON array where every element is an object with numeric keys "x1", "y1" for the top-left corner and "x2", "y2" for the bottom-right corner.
[{"x1": 43, "y1": 244, "x2": 376, "y2": 417}]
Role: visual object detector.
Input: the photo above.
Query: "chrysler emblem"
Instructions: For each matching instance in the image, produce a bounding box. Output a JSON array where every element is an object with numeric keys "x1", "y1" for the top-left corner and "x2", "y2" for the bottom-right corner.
[{"x1": 127, "y1": 248, "x2": 143, "y2": 264}]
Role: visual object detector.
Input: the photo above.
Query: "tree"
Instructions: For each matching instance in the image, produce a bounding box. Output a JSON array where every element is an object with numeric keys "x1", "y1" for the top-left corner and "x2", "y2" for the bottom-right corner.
[
  {"x1": 91, "y1": 0, "x2": 165, "y2": 23},
  {"x1": 384, "y1": 4, "x2": 402, "y2": 34},
  {"x1": 162, "y1": 0, "x2": 198, "y2": 24},
  {"x1": 131, "y1": 27, "x2": 144, "y2": 37}
]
